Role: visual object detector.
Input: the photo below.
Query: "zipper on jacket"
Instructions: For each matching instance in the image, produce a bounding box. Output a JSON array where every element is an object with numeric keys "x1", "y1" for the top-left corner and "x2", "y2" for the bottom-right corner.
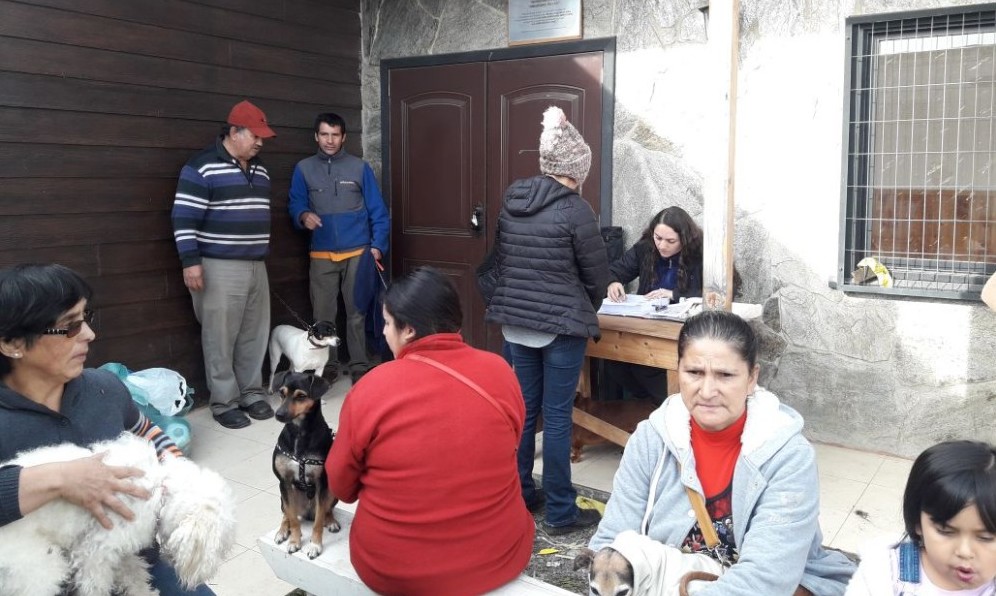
[
  {"x1": 234, "y1": 158, "x2": 255, "y2": 188},
  {"x1": 325, "y1": 156, "x2": 340, "y2": 248},
  {"x1": 325, "y1": 156, "x2": 340, "y2": 198}
]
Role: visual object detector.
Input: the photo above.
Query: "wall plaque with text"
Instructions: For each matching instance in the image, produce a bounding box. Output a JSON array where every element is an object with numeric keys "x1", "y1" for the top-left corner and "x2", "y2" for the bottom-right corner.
[{"x1": 508, "y1": 0, "x2": 583, "y2": 46}]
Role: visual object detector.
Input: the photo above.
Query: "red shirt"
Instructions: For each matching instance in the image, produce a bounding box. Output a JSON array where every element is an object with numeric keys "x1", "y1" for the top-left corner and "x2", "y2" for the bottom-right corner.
[
  {"x1": 681, "y1": 412, "x2": 747, "y2": 563},
  {"x1": 327, "y1": 334, "x2": 534, "y2": 596},
  {"x1": 690, "y1": 412, "x2": 746, "y2": 499}
]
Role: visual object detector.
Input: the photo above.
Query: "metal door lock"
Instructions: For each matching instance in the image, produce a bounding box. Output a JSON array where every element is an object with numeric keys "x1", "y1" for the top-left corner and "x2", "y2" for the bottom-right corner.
[{"x1": 470, "y1": 204, "x2": 484, "y2": 232}]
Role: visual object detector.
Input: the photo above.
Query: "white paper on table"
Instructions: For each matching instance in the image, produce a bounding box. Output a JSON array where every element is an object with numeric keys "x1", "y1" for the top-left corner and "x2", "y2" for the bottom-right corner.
[
  {"x1": 648, "y1": 297, "x2": 702, "y2": 320},
  {"x1": 597, "y1": 294, "x2": 653, "y2": 316}
]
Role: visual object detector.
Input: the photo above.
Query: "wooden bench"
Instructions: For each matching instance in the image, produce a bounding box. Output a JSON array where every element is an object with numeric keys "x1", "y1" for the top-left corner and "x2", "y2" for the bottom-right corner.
[{"x1": 258, "y1": 508, "x2": 577, "y2": 596}]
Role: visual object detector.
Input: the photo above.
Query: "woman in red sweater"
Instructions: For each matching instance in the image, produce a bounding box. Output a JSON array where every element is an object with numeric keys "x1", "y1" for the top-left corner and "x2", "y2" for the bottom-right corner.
[{"x1": 326, "y1": 266, "x2": 535, "y2": 596}]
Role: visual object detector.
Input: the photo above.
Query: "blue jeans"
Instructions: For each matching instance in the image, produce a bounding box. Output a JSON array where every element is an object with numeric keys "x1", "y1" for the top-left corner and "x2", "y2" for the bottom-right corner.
[
  {"x1": 509, "y1": 335, "x2": 588, "y2": 527},
  {"x1": 144, "y1": 546, "x2": 216, "y2": 595}
]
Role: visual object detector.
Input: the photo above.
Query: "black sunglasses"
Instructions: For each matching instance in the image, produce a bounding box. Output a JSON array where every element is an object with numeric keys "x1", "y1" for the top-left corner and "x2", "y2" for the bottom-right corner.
[{"x1": 42, "y1": 309, "x2": 95, "y2": 338}]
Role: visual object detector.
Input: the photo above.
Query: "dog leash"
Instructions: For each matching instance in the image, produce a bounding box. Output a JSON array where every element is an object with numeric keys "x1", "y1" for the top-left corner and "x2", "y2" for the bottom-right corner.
[
  {"x1": 375, "y1": 258, "x2": 389, "y2": 290},
  {"x1": 272, "y1": 290, "x2": 314, "y2": 331},
  {"x1": 272, "y1": 290, "x2": 333, "y2": 346}
]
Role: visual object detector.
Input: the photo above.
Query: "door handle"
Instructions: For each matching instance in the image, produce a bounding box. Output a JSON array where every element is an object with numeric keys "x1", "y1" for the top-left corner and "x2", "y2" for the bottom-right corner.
[{"x1": 470, "y1": 204, "x2": 484, "y2": 232}]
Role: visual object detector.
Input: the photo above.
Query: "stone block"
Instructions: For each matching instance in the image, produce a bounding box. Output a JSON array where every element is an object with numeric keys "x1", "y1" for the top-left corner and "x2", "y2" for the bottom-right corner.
[{"x1": 434, "y1": 2, "x2": 505, "y2": 54}]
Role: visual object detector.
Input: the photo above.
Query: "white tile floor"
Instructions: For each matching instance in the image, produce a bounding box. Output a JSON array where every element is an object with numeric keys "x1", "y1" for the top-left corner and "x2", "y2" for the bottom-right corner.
[{"x1": 185, "y1": 378, "x2": 911, "y2": 595}]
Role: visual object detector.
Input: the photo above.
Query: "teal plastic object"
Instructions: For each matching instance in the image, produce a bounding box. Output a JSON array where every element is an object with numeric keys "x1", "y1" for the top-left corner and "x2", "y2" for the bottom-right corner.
[{"x1": 98, "y1": 363, "x2": 194, "y2": 452}]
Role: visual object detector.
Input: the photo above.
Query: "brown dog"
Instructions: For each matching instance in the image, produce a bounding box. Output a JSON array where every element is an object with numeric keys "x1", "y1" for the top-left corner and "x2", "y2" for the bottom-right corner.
[
  {"x1": 575, "y1": 546, "x2": 635, "y2": 596},
  {"x1": 272, "y1": 372, "x2": 340, "y2": 559}
]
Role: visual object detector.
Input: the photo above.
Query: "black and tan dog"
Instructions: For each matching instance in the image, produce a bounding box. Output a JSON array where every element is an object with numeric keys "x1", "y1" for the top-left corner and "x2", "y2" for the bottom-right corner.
[{"x1": 272, "y1": 372, "x2": 341, "y2": 559}]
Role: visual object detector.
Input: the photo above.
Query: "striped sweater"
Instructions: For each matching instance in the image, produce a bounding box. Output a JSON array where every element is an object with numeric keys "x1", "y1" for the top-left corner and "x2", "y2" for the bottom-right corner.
[{"x1": 172, "y1": 138, "x2": 271, "y2": 268}]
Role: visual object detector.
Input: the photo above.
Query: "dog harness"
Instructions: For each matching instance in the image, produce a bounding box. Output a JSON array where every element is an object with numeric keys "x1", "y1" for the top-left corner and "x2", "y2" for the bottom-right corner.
[{"x1": 276, "y1": 441, "x2": 332, "y2": 500}]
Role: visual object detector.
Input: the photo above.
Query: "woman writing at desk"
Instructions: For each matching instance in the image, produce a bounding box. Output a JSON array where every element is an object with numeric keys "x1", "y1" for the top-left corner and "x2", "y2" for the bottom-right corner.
[
  {"x1": 606, "y1": 206, "x2": 703, "y2": 305},
  {"x1": 603, "y1": 207, "x2": 703, "y2": 404}
]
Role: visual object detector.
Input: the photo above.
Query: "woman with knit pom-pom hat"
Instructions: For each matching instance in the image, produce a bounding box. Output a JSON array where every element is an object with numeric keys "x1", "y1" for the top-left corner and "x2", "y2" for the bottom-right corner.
[{"x1": 485, "y1": 106, "x2": 610, "y2": 535}]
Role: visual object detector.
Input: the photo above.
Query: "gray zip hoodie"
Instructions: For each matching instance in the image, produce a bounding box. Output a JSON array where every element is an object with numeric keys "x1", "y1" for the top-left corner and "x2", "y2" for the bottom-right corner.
[{"x1": 590, "y1": 389, "x2": 856, "y2": 596}]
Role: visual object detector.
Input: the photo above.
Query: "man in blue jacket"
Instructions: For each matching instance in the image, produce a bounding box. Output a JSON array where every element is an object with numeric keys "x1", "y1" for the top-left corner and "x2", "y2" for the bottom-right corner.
[{"x1": 288, "y1": 113, "x2": 390, "y2": 384}]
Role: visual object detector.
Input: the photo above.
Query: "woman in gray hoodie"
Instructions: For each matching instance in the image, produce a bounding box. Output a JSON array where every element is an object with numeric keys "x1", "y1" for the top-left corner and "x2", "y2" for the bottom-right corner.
[{"x1": 590, "y1": 310, "x2": 855, "y2": 595}]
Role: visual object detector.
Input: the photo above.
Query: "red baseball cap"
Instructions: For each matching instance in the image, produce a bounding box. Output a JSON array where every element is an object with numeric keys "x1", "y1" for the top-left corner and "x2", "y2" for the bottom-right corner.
[{"x1": 227, "y1": 100, "x2": 276, "y2": 138}]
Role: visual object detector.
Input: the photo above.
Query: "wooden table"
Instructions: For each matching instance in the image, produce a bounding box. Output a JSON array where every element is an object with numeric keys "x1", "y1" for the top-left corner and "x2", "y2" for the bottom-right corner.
[{"x1": 572, "y1": 314, "x2": 683, "y2": 449}]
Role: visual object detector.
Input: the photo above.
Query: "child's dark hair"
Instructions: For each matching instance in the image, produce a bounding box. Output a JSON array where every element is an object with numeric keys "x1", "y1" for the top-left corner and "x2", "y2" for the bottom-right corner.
[
  {"x1": 903, "y1": 440, "x2": 996, "y2": 545},
  {"x1": 382, "y1": 266, "x2": 462, "y2": 340},
  {"x1": 677, "y1": 309, "x2": 758, "y2": 369}
]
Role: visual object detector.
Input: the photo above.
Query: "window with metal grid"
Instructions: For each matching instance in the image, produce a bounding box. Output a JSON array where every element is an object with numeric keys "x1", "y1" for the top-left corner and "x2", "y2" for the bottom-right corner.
[{"x1": 841, "y1": 5, "x2": 996, "y2": 299}]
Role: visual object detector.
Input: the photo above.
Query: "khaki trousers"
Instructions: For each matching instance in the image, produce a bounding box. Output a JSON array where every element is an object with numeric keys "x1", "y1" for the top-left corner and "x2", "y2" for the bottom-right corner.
[{"x1": 189, "y1": 258, "x2": 270, "y2": 414}]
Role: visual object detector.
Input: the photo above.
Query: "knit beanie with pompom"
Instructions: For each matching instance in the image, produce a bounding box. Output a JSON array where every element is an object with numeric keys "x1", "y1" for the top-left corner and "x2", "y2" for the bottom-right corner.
[{"x1": 538, "y1": 106, "x2": 592, "y2": 186}]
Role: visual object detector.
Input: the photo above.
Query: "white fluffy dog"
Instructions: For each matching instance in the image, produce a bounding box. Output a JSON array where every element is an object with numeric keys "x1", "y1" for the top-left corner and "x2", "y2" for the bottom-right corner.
[
  {"x1": 0, "y1": 433, "x2": 235, "y2": 596},
  {"x1": 268, "y1": 321, "x2": 340, "y2": 392}
]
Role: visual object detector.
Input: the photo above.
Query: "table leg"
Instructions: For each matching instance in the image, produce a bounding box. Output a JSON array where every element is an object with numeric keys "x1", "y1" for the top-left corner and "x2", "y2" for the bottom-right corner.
[
  {"x1": 576, "y1": 356, "x2": 592, "y2": 399},
  {"x1": 667, "y1": 372, "x2": 679, "y2": 397}
]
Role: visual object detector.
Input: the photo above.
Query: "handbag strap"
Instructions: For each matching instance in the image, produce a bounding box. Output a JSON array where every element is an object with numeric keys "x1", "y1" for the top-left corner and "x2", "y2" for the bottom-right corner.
[
  {"x1": 406, "y1": 354, "x2": 517, "y2": 436},
  {"x1": 684, "y1": 485, "x2": 721, "y2": 548},
  {"x1": 680, "y1": 463, "x2": 721, "y2": 549}
]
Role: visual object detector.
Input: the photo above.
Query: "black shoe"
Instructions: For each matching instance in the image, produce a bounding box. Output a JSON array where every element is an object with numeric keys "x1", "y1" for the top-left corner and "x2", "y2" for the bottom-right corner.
[
  {"x1": 350, "y1": 368, "x2": 369, "y2": 384},
  {"x1": 213, "y1": 409, "x2": 250, "y2": 429},
  {"x1": 525, "y1": 488, "x2": 546, "y2": 513},
  {"x1": 543, "y1": 508, "x2": 601, "y2": 536},
  {"x1": 240, "y1": 400, "x2": 274, "y2": 420},
  {"x1": 321, "y1": 365, "x2": 341, "y2": 383}
]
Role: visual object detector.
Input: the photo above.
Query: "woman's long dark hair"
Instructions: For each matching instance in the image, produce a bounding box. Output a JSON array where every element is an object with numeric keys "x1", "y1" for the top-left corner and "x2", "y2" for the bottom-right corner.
[{"x1": 638, "y1": 207, "x2": 702, "y2": 294}]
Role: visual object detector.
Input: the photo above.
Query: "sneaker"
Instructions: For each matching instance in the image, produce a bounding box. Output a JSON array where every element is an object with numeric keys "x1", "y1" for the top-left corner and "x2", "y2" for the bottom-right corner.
[
  {"x1": 543, "y1": 507, "x2": 601, "y2": 536},
  {"x1": 213, "y1": 409, "x2": 250, "y2": 429},
  {"x1": 240, "y1": 400, "x2": 274, "y2": 420},
  {"x1": 525, "y1": 488, "x2": 546, "y2": 513}
]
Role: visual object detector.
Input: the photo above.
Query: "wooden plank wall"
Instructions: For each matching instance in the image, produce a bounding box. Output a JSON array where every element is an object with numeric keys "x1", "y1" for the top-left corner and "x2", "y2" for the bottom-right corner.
[{"x1": 0, "y1": 0, "x2": 363, "y2": 398}]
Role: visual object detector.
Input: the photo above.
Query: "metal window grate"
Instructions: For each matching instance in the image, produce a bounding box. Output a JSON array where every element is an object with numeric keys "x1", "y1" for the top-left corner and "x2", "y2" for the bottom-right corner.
[{"x1": 842, "y1": 6, "x2": 996, "y2": 299}]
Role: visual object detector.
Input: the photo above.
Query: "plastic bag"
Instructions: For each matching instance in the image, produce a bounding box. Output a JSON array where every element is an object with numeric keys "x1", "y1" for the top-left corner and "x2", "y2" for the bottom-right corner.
[
  {"x1": 125, "y1": 368, "x2": 192, "y2": 417},
  {"x1": 98, "y1": 363, "x2": 194, "y2": 452}
]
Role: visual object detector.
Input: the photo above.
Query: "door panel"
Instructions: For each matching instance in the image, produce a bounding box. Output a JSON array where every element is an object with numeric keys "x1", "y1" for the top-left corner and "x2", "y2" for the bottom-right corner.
[
  {"x1": 389, "y1": 63, "x2": 487, "y2": 345},
  {"x1": 387, "y1": 51, "x2": 605, "y2": 351},
  {"x1": 483, "y1": 52, "x2": 604, "y2": 350}
]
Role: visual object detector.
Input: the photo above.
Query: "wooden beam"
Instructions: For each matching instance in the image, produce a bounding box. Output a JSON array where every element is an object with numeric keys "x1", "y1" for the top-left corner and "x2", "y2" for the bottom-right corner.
[
  {"x1": 702, "y1": 0, "x2": 739, "y2": 311},
  {"x1": 572, "y1": 408, "x2": 633, "y2": 448}
]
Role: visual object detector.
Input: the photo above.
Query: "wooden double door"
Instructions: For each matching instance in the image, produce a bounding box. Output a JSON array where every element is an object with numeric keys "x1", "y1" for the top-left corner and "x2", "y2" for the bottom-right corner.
[{"x1": 385, "y1": 43, "x2": 612, "y2": 350}]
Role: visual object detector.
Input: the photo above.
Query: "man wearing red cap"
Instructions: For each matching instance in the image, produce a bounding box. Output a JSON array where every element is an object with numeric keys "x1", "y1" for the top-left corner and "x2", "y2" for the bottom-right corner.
[{"x1": 171, "y1": 100, "x2": 277, "y2": 429}]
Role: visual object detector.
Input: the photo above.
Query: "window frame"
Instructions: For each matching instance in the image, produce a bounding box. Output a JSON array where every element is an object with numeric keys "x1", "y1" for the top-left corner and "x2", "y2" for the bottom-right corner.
[{"x1": 839, "y1": 3, "x2": 996, "y2": 300}]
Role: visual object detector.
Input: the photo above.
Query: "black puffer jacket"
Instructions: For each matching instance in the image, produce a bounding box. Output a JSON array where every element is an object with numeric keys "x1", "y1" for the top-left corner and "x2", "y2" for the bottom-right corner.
[{"x1": 485, "y1": 176, "x2": 609, "y2": 339}]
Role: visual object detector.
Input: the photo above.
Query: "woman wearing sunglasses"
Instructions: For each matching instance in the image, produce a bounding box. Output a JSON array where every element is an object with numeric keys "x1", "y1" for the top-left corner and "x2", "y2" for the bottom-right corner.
[{"x1": 0, "y1": 263, "x2": 213, "y2": 595}]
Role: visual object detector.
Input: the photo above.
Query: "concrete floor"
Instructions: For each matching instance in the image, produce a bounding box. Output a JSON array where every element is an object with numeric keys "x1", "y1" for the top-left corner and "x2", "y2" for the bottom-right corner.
[{"x1": 184, "y1": 377, "x2": 908, "y2": 595}]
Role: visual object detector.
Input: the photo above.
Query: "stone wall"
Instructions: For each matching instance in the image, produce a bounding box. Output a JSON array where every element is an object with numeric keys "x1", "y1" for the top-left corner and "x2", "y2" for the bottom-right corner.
[{"x1": 360, "y1": 0, "x2": 996, "y2": 457}]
